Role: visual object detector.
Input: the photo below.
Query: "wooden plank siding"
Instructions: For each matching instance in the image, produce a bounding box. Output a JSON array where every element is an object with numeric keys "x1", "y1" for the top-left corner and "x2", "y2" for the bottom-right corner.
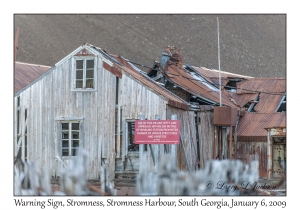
[
  {"x1": 15, "y1": 55, "x2": 117, "y2": 180},
  {"x1": 14, "y1": 47, "x2": 198, "y2": 182},
  {"x1": 115, "y1": 73, "x2": 168, "y2": 174},
  {"x1": 197, "y1": 110, "x2": 215, "y2": 169},
  {"x1": 166, "y1": 105, "x2": 198, "y2": 171}
]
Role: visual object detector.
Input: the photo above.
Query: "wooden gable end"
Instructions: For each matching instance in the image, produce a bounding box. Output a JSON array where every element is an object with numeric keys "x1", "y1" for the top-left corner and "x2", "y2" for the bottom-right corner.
[{"x1": 74, "y1": 48, "x2": 95, "y2": 56}]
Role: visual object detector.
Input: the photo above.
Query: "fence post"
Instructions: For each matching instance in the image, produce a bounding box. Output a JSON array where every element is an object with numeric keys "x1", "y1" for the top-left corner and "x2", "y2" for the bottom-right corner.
[
  {"x1": 139, "y1": 115, "x2": 145, "y2": 164},
  {"x1": 170, "y1": 114, "x2": 178, "y2": 168}
]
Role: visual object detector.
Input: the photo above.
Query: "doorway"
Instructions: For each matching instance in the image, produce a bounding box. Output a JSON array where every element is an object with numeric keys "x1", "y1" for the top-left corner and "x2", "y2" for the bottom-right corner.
[{"x1": 272, "y1": 137, "x2": 286, "y2": 179}]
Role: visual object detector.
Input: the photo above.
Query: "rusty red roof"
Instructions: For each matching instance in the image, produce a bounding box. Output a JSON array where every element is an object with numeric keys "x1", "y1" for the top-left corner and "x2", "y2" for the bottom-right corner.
[
  {"x1": 164, "y1": 64, "x2": 238, "y2": 107},
  {"x1": 193, "y1": 66, "x2": 253, "y2": 79},
  {"x1": 254, "y1": 93, "x2": 284, "y2": 113},
  {"x1": 228, "y1": 92, "x2": 259, "y2": 108},
  {"x1": 14, "y1": 61, "x2": 51, "y2": 93},
  {"x1": 237, "y1": 78, "x2": 286, "y2": 94},
  {"x1": 237, "y1": 112, "x2": 286, "y2": 141}
]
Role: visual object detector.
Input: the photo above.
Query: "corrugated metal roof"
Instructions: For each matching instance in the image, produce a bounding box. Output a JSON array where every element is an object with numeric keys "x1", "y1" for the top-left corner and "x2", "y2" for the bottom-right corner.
[
  {"x1": 228, "y1": 92, "x2": 259, "y2": 108},
  {"x1": 14, "y1": 61, "x2": 51, "y2": 93},
  {"x1": 254, "y1": 93, "x2": 284, "y2": 113},
  {"x1": 237, "y1": 112, "x2": 286, "y2": 140},
  {"x1": 192, "y1": 66, "x2": 253, "y2": 80},
  {"x1": 237, "y1": 78, "x2": 286, "y2": 94},
  {"x1": 164, "y1": 64, "x2": 238, "y2": 107}
]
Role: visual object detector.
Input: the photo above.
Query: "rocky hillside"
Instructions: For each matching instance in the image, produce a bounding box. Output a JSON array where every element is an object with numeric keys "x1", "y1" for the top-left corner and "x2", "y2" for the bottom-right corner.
[{"x1": 14, "y1": 14, "x2": 286, "y2": 78}]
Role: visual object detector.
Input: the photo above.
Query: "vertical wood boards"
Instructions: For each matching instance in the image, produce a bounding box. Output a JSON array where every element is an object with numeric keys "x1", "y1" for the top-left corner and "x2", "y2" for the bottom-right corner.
[
  {"x1": 15, "y1": 54, "x2": 185, "y2": 179},
  {"x1": 197, "y1": 110, "x2": 215, "y2": 169},
  {"x1": 166, "y1": 105, "x2": 198, "y2": 171}
]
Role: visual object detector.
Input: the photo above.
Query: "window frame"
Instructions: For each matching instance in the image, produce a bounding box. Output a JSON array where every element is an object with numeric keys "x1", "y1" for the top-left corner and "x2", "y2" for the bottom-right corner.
[
  {"x1": 60, "y1": 120, "x2": 82, "y2": 158},
  {"x1": 72, "y1": 56, "x2": 97, "y2": 91}
]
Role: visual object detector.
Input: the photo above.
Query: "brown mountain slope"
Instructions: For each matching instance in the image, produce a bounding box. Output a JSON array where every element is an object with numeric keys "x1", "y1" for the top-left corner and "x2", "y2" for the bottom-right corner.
[{"x1": 14, "y1": 14, "x2": 286, "y2": 78}]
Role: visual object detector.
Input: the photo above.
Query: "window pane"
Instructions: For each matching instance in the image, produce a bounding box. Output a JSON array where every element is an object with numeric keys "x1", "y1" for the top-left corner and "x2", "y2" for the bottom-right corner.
[
  {"x1": 76, "y1": 70, "x2": 83, "y2": 79},
  {"x1": 62, "y1": 131, "x2": 69, "y2": 139},
  {"x1": 72, "y1": 131, "x2": 79, "y2": 139},
  {"x1": 76, "y1": 60, "x2": 83, "y2": 69},
  {"x1": 76, "y1": 81, "x2": 83, "y2": 88},
  {"x1": 72, "y1": 140, "x2": 79, "y2": 147},
  {"x1": 62, "y1": 123, "x2": 69, "y2": 130},
  {"x1": 62, "y1": 140, "x2": 69, "y2": 147},
  {"x1": 86, "y1": 60, "x2": 94, "y2": 69},
  {"x1": 72, "y1": 149, "x2": 78, "y2": 156},
  {"x1": 86, "y1": 70, "x2": 94, "y2": 78},
  {"x1": 72, "y1": 123, "x2": 79, "y2": 130},
  {"x1": 86, "y1": 79, "x2": 94, "y2": 88},
  {"x1": 62, "y1": 149, "x2": 69, "y2": 156}
]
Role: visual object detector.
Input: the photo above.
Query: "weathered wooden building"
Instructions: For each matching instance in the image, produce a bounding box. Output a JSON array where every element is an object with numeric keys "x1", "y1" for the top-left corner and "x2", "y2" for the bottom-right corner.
[
  {"x1": 149, "y1": 46, "x2": 286, "y2": 178},
  {"x1": 14, "y1": 44, "x2": 200, "y2": 183}
]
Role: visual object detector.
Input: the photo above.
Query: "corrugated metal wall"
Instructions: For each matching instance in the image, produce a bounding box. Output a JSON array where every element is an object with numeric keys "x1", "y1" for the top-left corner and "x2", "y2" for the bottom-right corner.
[{"x1": 236, "y1": 141, "x2": 267, "y2": 178}]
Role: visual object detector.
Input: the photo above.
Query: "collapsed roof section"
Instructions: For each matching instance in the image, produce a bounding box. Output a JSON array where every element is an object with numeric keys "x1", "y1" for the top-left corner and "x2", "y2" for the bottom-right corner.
[{"x1": 153, "y1": 46, "x2": 286, "y2": 113}]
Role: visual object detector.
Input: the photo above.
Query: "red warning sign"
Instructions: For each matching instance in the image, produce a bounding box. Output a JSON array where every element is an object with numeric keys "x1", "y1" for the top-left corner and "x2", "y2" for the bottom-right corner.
[{"x1": 134, "y1": 120, "x2": 180, "y2": 144}]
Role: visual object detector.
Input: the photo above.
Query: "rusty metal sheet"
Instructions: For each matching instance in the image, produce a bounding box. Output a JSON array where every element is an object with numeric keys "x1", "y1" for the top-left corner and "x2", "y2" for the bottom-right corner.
[
  {"x1": 237, "y1": 112, "x2": 286, "y2": 141},
  {"x1": 164, "y1": 64, "x2": 237, "y2": 108},
  {"x1": 103, "y1": 61, "x2": 122, "y2": 78},
  {"x1": 213, "y1": 106, "x2": 238, "y2": 126},
  {"x1": 210, "y1": 77, "x2": 230, "y2": 89},
  {"x1": 14, "y1": 62, "x2": 51, "y2": 93},
  {"x1": 237, "y1": 78, "x2": 286, "y2": 94},
  {"x1": 228, "y1": 92, "x2": 259, "y2": 108},
  {"x1": 254, "y1": 93, "x2": 283, "y2": 113},
  {"x1": 236, "y1": 141, "x2": 268, "y2": 178},
  {"x1": 193, "y1": 66, "x2": 253, "y2": 80}
]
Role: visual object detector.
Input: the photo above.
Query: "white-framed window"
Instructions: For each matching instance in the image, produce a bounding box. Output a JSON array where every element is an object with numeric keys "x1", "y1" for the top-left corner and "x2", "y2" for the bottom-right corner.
[
  {"x1": 74, "y1": 57, "x2": 96, "y2": 90},
  {"x1": 61, "y1": 121, "x2": 80, "y2": 157}
]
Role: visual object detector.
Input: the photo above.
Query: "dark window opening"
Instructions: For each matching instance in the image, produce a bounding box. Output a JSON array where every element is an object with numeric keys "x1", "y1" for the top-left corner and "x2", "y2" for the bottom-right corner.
[
  {"x1": 127, "y1": 122, "x2": 138, "y2": 151},
  {"x1": 277, "y1": 96, "x2": 286, "y2": 112},
  {"x1": 224, "y1": 81, "x2": 237, "y2": 91},
  {"x1": 127, "y1": 121, "x2": 147, "y2": 152}
]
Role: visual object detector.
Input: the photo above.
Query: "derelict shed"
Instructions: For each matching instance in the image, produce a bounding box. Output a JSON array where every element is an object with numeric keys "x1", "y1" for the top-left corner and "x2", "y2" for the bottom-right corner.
[
  {"x1": 236, "y1": 112, "x2": 286, "y2": 178},
  {"x1": 14, "y1": 43, "x2": 195, "y2": 182}
]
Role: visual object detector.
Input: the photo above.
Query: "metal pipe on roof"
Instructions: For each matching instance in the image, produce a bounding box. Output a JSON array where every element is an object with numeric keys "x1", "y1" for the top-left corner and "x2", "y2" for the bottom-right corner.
[{"x1": 217, "y1": 17, "x2": 222, "y2": 106}]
